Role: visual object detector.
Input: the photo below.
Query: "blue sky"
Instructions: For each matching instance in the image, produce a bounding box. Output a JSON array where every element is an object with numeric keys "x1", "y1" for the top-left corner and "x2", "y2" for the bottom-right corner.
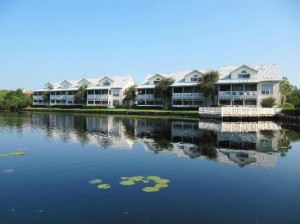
[{"x1": 0, "y1": 0, "x2": 299, "y2": 90}]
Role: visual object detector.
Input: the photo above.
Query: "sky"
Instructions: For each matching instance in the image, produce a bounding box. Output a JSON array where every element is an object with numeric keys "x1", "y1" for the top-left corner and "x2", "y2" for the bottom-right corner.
[{"x1": 0, "y1": 0, "x2": 299, "y2": 90}]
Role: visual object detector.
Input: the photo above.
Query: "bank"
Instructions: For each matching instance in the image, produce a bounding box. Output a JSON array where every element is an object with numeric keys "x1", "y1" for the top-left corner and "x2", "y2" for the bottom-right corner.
[{"x1": 22, "y1": 106, "x2": 200, "y2": 119}]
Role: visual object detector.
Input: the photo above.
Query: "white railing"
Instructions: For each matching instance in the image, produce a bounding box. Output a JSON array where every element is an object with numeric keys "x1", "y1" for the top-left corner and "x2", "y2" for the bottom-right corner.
[
  {"x1": 172, "y1": 93, "x2": 203, "y2": 98},
  {"x1": 50, "y1": 95, "x2": 67, "y2": 100},
  {"x1": 87, "y1": 94, "x2": 109, "y2": 100},
  {"x1": 137, "y1": 94, "x2": 155, "y2": 99},
  {"x1": 219, "y1": 91, "x2": 257, "y2": 96},
  {"x1": 199, "y1": 107, "x2": 282, "y2": 117},
  {"x1": 32, "y1": 96, "x2": 44, "y2": 100}
]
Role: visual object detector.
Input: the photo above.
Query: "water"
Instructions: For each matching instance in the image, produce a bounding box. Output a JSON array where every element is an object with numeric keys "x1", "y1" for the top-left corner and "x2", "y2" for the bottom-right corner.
[{"x1": 0, "y1": 112, "x2": 300, "y2": 224}]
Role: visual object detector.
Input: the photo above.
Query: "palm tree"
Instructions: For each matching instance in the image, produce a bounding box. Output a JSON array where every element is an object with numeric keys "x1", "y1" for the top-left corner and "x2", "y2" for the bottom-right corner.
[
  {"x1": 154, "y1": 78, "x2": 175, "y2": 109},
  {"x1": 198, "y1": 70, "x2": 220, "y2": 106},
  {"x1": 280, "y1": 76, "x2": 292, "y2": 105}
]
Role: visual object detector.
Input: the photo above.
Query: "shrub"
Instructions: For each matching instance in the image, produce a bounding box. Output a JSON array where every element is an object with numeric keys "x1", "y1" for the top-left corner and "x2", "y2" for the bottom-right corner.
[
  {"x1": 261, "y1": 97, "x2": 276, "y2": 108},
  {"x1": 280, "y1": 103, "x2": 295, "y2": 110}
]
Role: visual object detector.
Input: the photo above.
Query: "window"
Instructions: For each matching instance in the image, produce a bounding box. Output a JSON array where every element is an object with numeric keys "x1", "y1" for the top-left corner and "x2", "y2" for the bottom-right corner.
[
  {"x1": 220, "y1": 85, "x2": 231, "y2": 91},
  {"x1": 87, "y1": 90, "x2": 94, "y2": 94},
  {"x1": 112, "y1": 89, "x2": 120, "y2": 97},
  {"x1": 184, "y1": 87, "x2": 193, "y2": 93},
  {"x1": 261, "y1": 84, "x2": 273, "y2": 95},
  {"x1": 194, "y1": 100, "x2": 203, "y2": 106},
  {"x1": 113, "y1": 100, "x2": 119, "y2": 106},
  {"x1": 103, "y1": 80, "x2": 110, "y2": 86},
  {"x1": 238, "y1": 70, "x2": 250, "y2": 78},
  {"x1": 245, "y1": 84, "x2": 257, "y2": 91},
  {"x1": 67, "y1": 91, "x2": 73, "y2": 95},
  {"x1": 88, "y1": 101, "x2": 94, "y2": 104},
  {"x1": 174, "y1": 87, "x2": 183, "y2": 93},
  {"x1": 154, "y1": 78, "x2": 160, "y2": 84},
  {"x1": 233, "y1": 99, "x2": 243, "y2": 105},
  {"x1": 173, "y1": 100, "x2": 182, "y2": 105},
  {"x1": 191, "y1": 75, "x2": 198, "y2": 82},
  {"x1": 232, "y1": 85, "x2": 243, "y2": 91},
  {"x1": 245, "y1": 99, "x2": 257, "y2": 106}
]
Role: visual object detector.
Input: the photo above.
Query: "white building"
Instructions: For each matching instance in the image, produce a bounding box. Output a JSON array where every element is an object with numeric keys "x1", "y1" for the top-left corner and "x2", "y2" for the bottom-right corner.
[
  {"x1": 137, "y1": 64, "x2": 280, "y2": 108},
  {"x1": 32, "y1": 76, "x2": 135, "y2": 107},
  {"x1": 136, "y1": 70, "x2": 205, "y2": 108},
  {"x1": 216, "y1": 64, "x2": 280, "y2": 107}
]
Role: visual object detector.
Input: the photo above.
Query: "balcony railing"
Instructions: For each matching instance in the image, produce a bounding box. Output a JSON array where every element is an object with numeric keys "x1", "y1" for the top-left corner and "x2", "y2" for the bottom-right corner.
[
  {"x1": 50, "y1": 95, "x2": 75, "y2": 100},
  {"x1": 172, "y1": 93, "x2": 203, "y2": 98},
  {"x1": 32, "y1": 96, "x2": 44, "y2": 100},
  {"x1": 137, "y1": 94, "x2": 155, "y2": 99},
  {"x1": 219, "y1": 91, "x2": 257, "y2": 97},
  {"x1": 87, "y1": 94, "x2": 109, "y2": 100}
]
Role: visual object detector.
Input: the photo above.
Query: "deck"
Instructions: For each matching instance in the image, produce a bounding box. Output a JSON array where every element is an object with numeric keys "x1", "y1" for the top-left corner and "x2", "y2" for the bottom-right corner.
[{"x1": 199, "y1": 107, "x2": 282, "y2": 119}]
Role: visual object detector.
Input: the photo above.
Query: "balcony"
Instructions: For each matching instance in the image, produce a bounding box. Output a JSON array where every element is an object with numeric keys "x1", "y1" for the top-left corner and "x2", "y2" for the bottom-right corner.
[
  {"x1": 32, "y1": 96, "x2": 44, "y2": 100},
  {"x1": 137, "y1": 94, "x2": 155, "y2": 100},
  {"x1": 87, "y1": 94, "x2": 109, "y2": 100},
  {"x1": 219, "y1": 91, "x2": 257, "y2": 97},
  {"x1": 172, "y1": 93, "x2": 203, "y2": 98}
]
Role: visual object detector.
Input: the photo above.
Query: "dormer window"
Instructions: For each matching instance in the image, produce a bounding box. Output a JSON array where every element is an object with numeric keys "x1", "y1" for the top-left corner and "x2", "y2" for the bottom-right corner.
[
  {"x1": 103, "y1": 80, "x2": 110, "y2": 86},
  {"x1": 154, "y1": 78, "x2": 160, "y2": 84},
  {"x1": 238, "y1": 70, "x2": 250, "y2": 78},
  {"x1": 191, "y1": 75, "x2": 198, "y2": 82}
]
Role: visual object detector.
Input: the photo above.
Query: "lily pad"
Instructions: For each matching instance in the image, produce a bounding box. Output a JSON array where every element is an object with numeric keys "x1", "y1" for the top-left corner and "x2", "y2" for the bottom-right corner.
[
  {"x1": 89, "y1": 179, "x2": 102, "y2": 184},
  {"x1": 119, "y1": 180, "x2": 135, "y2": 186},
  {"x1": 155, "y1": 178, "x2": 170, "y2": 184},
  {"x1": 142, "y1": 187, "x2": 159, "y2": 193},
  {"x1": 154, "y1": 183, "x2": 169, "y2": 189},
  {"x1": 146, "y1": 176, "x2": 162, "y2": 181},
  {"x1": 97, "y1": 184, "x2": 111, "y2": 189}
]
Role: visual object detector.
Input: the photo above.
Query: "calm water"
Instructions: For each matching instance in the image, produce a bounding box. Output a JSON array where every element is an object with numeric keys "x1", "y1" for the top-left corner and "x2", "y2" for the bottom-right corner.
[{"x1": 0, "y1": 112, "x2": 300, "y2": 224}]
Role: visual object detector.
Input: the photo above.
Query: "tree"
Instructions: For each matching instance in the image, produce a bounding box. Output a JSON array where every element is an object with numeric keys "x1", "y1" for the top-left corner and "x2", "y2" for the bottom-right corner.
[
  {"x1": 154, "y1": 77, "x2": 175, "y2": 109},
  {"x1": 1, "y1": 89, "x2": 32, "y2": 111},
  {"x1": 75, "y1": 86, "x2": 87, "y2": 103},
  {"x1": 123, "y1": 85, "x2": 137, "y2": 107},
  {"x1": 287, "y1": 88, "x2": 300, "y2": 108},
  {"x1": 261, "y1": 97, "x2": 276, "y2": 108},
  {"x1": 280, "y1": 76, "x2": 292, "y2": 105},
  {"x1": 43, "y1": 91, "x2": 50, "y2": 103},
  {"x1": 198, "y1": 70, "x2": 220, "y2": 106}
]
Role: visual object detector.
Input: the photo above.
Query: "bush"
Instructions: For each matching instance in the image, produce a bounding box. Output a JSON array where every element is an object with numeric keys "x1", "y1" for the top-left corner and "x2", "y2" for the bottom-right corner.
[
  {"x1": 280, "y1": 103, "x2": 295, "y2": 110},
  {"x1": 261, "y1": 97, "x2": 276, "y2": 108}
]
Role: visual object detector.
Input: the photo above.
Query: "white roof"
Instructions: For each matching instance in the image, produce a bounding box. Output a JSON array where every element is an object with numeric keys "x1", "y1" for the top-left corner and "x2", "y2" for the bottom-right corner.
[
  {"x1": 216, "y1": 64, "x2": 280, "y2": 84},
  {"x1": 138, "y1": 64, "x2": 280, "y2": 88},
  {"x1": 35, "y1": 75, "x2": 134, "y2": 91}
]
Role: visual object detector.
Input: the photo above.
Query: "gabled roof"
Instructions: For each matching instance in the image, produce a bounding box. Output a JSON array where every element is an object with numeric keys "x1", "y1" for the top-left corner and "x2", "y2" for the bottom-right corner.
[
  {"x1": 229, "y1": 64, "x2": 258, "y2": 74},
  {"x1": 98, "y1": 76, "x2": 114, "y2": 83},
  {"x1": 184, "y1": 70, "x2": 204, "y2": 77}
]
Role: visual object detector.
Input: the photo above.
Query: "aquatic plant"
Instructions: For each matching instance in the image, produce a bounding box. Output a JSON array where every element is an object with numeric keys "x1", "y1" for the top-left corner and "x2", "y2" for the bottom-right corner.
[
  {"x1": 0, "y1": 152, "x2": 26, "y2": 157},
  {"x1": 142, "y1": 187, "x2": 159, "y2": 193},
  {"x1": 119, "y1": 180, "x2": 136, "y2": 186},
  {"x1": 89, "y1": 179, "x2": 102, "y2": 184},
  {"x1": 97, "y1": 184, "x2": 111, "y2": 189}
]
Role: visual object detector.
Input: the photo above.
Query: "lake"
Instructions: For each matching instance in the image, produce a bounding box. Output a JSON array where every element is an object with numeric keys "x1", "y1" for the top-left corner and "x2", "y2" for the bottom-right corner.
[{"x1": 0, "y1": 112, "x2": 300, "y2": 224}]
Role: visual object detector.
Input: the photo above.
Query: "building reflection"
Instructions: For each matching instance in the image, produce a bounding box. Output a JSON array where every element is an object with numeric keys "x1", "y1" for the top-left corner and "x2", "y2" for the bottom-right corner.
[{"x1": 27, "y1": 113, "x2": 299, "y2": 168}]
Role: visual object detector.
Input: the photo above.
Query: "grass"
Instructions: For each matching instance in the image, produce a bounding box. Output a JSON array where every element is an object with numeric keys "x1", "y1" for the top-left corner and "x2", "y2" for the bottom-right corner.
[{"x1": 22, "y1": 106, "x2": 200, "y2": 118}]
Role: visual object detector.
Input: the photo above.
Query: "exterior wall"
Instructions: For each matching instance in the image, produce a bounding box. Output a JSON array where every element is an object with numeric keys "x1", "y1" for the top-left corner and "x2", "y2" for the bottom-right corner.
[
  {"x1": 32, "y1": 91, "x2": 48, "y2": 105},
  {"x1": 184, "y1": 71, "x2": 202, "y2": 83},
  {"x1": 148, "y1": 74, "x2": 164, "y2": 85},
  {"x1": 136, "y1": 88, "x2": 163, "y2": 107},
  {"x1": 172, "y1": 86, "x2": 205, "y2": 108},
  {"x1": 49, "y1": 91, "x2": 79, "y2": 105},
  {"x1": 230, "y1": 66, "x2": 258, "y2": 79},
  {"x1": 257, "y1": 82, "x2": 280, "y2": 107}
]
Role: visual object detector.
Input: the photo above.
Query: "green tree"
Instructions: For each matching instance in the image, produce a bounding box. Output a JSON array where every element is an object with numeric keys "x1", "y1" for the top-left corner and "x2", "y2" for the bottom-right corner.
[
  {"x1": 261, "y1": 97, "x2": 276, "y2": 108},
  {"x1": 2, "y1": 89, "x2": 32, "y2": 111},
  {"x1": 123, "y1": 85, "x2": 137, "y2": 107},
  {"x1": 287, "y1": 88, "x2": 300, "y2": 108},
  {"x1": 43, "y1": 91, "x2": 50, "y2": 103},
  {"x1": 280, "y1": 76, "x2": 292, "y2": 105},
  {"x1": 198, "y1": 70, "x2": 220, "y2": 106},
  {"x1": 154, "y1": 77, "x2": 175, "y2": 109},
  {"x1": 74, "y1": 86, "x2": 87, "y2": 103}
]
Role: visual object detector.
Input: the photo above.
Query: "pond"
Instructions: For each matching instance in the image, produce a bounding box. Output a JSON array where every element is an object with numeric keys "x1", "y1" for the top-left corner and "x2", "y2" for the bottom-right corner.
[{"x1": 0, "y1": 112, "x2": 300, "y2": 224}]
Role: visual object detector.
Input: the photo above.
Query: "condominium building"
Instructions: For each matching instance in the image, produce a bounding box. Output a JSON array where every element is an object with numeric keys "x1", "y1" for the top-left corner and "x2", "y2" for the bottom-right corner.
[
  {"x1": 216, "y1": 64, "x2": 280, "y2": 107},
  {"x1": 32, "y1": 76, "x2": 135, "y2": 107},
  {"x1": 136, "y1": 64, "x2": 280, "y2": 108}
]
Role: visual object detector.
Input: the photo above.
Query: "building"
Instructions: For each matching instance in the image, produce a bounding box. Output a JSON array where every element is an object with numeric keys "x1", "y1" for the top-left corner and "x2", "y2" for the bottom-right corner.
[
  {"x1": 216, "y1": 64, "x2": 280, "y2": 107},
  {"x1": 137, "y1": 64, "x2": 280, "y2": 108},
  {"x1": 136, "y1": 70, "x2": 207, "y2": 108},
  {"x1": 32, "y1": 76, "x2": 135, "y2": 107}
]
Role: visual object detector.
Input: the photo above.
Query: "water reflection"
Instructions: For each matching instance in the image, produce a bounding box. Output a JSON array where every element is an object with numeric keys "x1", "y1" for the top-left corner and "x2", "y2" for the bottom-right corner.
[{"x1": 2, "y1": 112, "x2": 300, "y2": 169}]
